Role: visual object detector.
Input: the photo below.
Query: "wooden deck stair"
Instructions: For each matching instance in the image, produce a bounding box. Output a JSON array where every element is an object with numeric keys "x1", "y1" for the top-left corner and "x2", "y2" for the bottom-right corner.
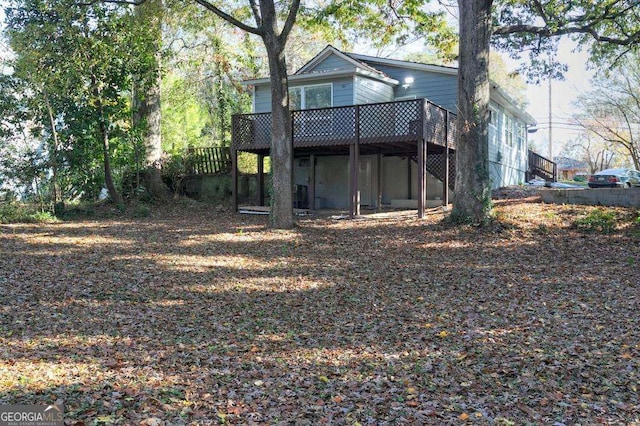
[{"x1": 527, "y1": 150, "x2": 557, "y2": 182}]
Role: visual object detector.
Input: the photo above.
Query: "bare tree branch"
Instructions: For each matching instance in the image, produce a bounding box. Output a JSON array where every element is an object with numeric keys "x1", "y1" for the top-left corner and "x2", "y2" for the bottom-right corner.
[
  {"x1": 192, "y1": 0, "x2": 263, "y2": 36},
  {"x1": 248, "y1": 0, "x2": 262, "y2": 28},
  {"x1": 279, "y1": 0, "x2": 301, "y2": 44},
  {"x1": 494, "y1": 24, "x2": 640, "y2": 47}
]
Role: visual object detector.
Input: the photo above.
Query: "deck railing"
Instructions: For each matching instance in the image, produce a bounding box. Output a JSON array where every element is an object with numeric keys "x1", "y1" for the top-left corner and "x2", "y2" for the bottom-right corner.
[
  {"x1": 185, "y1": 146, "x2": 231, "y2": 175},
  {"x1": 231, "y1": 99, "x2": 457, "y2": 151},
  {"x1": 528, "y1": 150, "x2": 557, "y2": 182}
]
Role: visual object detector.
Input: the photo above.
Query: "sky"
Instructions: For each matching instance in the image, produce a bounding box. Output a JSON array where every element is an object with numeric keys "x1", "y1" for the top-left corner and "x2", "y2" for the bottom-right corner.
[{"x1": 519, "y1": 40, "x2": 593, "y2": 159}]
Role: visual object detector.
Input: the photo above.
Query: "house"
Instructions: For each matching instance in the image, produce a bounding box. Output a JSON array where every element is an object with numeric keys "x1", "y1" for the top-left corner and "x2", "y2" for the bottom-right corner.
[
  {"x1": 231, "y1": 45, "x2": 555, "y2": 216},
  {"x1": 554, "y1": 156, "x2": 589, "y2": 180}
]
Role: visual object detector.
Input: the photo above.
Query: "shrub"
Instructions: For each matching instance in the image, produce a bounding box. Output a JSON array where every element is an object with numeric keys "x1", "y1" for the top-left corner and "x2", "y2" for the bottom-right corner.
[
  {"x1": 574, "y1": 208, "x2": 617, "y2": 233},
  {"x1": 0, "y1": 203, "x2": 58, "y2": 224}
]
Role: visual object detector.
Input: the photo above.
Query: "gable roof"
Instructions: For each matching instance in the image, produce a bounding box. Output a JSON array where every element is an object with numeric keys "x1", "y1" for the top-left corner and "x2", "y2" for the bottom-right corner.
[
  {"x1": 295, "y1": 45, "x2": 385, "y2": 77},
  {"x1": 244, "y1": 46, "x2": 398, "y2": 86},
  {"x1": 347, "y1": 52, "x2": 458, "y2": 77}
]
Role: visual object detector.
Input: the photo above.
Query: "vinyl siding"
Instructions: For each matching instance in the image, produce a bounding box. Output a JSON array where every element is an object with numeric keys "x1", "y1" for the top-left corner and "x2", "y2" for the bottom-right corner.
[
  {"x1": 488, "y1": 102, "x2": 528, "y2": 188},
  {"x1": 253, "y1": 85, "x2": 272, "y2": 113},
  {"x1": 354, "y1": 76, "x2": 394, "y2": 105},
  {"x1": 304, "y1": 55, "x2": 356, "y2": 73},
  {"x1": 358, "y1": 62, "x2": 458, "y2": 111}
]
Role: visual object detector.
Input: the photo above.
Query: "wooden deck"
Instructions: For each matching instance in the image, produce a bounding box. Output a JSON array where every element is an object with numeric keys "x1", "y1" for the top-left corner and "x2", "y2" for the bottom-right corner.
[{"x1": 231, "y1": 98, "x2": 457, "y2": 154}]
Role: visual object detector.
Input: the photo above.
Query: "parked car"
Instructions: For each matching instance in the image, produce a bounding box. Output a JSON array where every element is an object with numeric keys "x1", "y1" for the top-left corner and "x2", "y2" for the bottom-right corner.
[{"x1": 587, "y1": 168, "x2": 640, "y2": 188}]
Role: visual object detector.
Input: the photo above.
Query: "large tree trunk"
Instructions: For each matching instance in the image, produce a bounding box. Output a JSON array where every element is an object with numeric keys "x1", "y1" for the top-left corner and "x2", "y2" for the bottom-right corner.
[
  {"x1": 452, "y1": 0, "x2": 494, "y2": 223},
  {"x1": 133, "y1": 0, "x2": 169, "y2": 200},
  {"x1": 262, "y1": 13, "x2": 294, "y2": 229}
]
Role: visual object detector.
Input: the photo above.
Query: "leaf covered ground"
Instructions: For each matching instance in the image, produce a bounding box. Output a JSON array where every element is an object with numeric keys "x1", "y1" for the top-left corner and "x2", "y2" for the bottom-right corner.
[{"x1": 1, "y1": 194, "x2": 639, "y2": 425}]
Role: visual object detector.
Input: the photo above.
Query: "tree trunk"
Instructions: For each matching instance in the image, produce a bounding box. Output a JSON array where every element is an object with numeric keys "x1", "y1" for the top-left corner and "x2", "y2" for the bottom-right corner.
[
  {"x1": 44, "y1": 97, "x2": 61, "y2": 208},
  {"x1": 452, "y1": 0, "x2": 493, "y2": 224},
  {"x1": 100, "y1": 116, "x2": 124, "y2": 207},
  {"x1": 133, "y1": 0, "x2": 168, "y2": 200},
  {"x1": 262, "y1": 20, "x2": 294, "y2": 229}
]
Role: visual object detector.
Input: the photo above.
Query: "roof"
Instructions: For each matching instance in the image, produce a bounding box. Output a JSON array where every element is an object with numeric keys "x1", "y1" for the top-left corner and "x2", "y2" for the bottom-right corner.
[
  {"x1": 554, "y1": 156, "x2": 589, "y2": 171},
  {"x1": 243, "y1": 45, "x2": 398, "y2": 86},
  {"x1": 296, "y1": 45, "x2": 386, "y2": 77},
  {"x1": 243, "y1": 45, "x2": 534, "y2": 124},
  {"x1": 347, "y1": 52, "x2": 458, "y2": 76}
]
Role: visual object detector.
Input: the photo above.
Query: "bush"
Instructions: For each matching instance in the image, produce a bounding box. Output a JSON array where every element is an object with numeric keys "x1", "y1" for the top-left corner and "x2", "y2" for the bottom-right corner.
[
  {"x1": 0, "y1": 203, "x2": 58, "y2": 224},
  {"x1": 574, "y1": 208, "x2": 617, "y2": 233}
]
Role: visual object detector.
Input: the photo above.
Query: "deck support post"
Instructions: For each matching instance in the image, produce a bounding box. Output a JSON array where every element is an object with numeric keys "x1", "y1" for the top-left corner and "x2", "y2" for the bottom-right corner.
[
  {"x1": 309, "y1": 155, "x2": 316, "y2": 210},
  {"x1": 257, "y1": 154, "x2": 265, "y2": 206},
  {"x1": 349, "y1": 144, "x2": 360, "y2": 217},
  {"x1": 407, "y1": 157, "x2": 412, "y2": 199},
  {"x1": 418, "y1": 139, "x2": 427, "y2": 218},
  {"x1": 443, "y1": 110, "x2": 450, "y2": 207},
  {"x1": 376, "y1": 153, "x2": 382, "y2": 211},
  {"x1": 350, "y1": 106, "x2": 361, "y2": 218},
  {"x1": 231, "y1": 148, "x2": 238, "y2": 212}
]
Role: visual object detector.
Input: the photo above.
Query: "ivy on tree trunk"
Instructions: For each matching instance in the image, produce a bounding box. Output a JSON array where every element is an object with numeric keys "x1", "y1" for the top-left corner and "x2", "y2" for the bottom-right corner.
[{"x1": 452, "y1": 0, "x2": 493, "y2": 224}]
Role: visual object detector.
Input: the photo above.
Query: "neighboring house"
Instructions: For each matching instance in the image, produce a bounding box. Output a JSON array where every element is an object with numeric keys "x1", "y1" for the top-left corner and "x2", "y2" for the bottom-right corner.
[
  {"x1": 231, "y1": 45, "x2": 555, "y2": 216},
  {"x1": 554, "y1": 156, "x2": 589, "y2": 180}
]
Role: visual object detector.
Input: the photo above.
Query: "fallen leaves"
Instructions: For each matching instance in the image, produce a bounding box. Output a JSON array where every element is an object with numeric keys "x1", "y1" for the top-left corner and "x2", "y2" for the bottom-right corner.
[{"x1": 0, "y1": 200, "x2": 639, "y2": 423}]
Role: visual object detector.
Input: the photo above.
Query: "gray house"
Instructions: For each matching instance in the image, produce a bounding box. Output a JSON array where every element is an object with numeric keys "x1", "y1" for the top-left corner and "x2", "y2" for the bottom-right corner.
[{"x1": 231, "y1": 45, "x2": 555, "y2": 216}]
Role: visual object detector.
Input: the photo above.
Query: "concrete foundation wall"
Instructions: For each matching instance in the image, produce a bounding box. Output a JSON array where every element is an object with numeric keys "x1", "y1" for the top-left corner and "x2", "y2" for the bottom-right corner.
[
  {"x1": 299, "y1": 155, "x2": 452, "y2": 209},
  {"x1": 540, "y1": 187, "x2": 640, "y2": 207}
]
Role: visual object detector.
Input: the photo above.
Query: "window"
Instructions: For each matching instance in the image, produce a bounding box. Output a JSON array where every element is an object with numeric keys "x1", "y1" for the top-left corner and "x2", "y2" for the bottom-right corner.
[
  {"x1": 289, "y1": 84, "x2": 332, "y2": 110},
  {"x1": 290, "y1": 84, "x2": 333, "y2": 137},
  {"x1": 504, "y1": 114, "x2": 514, "y2": 147},
  {"x1": 489, "y1": 107, "x2": 498, "y2": 127},
  {"x1": 516, "y1": 122, "x2": 525, "y2": 149}
]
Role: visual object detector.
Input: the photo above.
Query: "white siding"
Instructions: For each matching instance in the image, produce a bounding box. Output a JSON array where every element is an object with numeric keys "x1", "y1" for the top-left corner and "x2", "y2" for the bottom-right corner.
[{"x1": 488, "y1": 102, "x2": 528, "y2": 188}]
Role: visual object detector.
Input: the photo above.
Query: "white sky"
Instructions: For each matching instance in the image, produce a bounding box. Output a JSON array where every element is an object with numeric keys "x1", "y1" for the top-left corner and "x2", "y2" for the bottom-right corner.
[{"x1": 519, "y1": 39, "x2": 593, "y2": 158}]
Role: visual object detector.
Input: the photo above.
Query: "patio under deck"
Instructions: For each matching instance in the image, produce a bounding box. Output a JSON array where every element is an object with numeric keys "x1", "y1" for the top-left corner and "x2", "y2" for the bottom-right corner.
[{"x1": 230, "y1": 98, "x2": 457, "y2": 218}]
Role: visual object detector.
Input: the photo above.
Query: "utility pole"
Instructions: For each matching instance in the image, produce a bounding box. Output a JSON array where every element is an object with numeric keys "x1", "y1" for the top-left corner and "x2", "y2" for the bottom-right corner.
[{"x1": 548, "y1": 78, "x2": 553, "y2": 160}]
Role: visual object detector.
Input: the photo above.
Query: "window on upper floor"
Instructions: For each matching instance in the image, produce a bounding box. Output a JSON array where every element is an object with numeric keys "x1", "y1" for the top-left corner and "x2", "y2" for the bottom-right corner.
[
  {"x1": 289, "y1": 84, "x2": 332, "y2": 110},
  {"x1": 489, "y1": 106, "x2": 498, "y2": 127},
  {"x1": 516, "y1": 122, "x2": 526, "y2": 149}
]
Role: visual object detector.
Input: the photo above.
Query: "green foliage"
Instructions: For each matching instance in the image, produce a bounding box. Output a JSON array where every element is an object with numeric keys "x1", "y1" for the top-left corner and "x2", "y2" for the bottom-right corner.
[
  {"x1": 574, "y1": 208, "x2": 618, "y2": 233},
  {"x1": 305, "y1": 0, "x2": 456, "y2": 62},
  {"x1": 3, "y1": 0, "x2": 160, "y2": 205},
  {"x1": 492, "y1": 0, "x2": 640, "y2": 82},
  {"x1": 132, "y1": 203, "x2": 151, "y2": 218},
  {"x1": 0, "y1": 202, "x2": 57, "y2": 224},
  {"x1": 161, "y1": 74, "x2": 211, "y2": 152}
]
